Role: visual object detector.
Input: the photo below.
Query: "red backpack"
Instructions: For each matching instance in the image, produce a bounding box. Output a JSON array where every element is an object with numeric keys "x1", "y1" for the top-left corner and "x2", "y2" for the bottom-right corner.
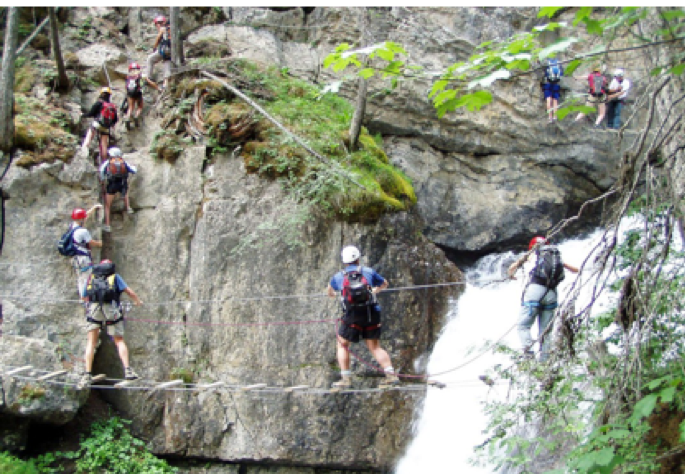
[
  {"x1": 98, "y1": 101, "x2": 117, "y2": 128},
  {"x1": 341, "y1": 267, "x2": 373, "y2": 311},
  {"x1": 589, "y1": 73, "x2": 606, "y2": 96},
  {"x1": 108, "y1": 156, "x2": 128, "y2": 179}
]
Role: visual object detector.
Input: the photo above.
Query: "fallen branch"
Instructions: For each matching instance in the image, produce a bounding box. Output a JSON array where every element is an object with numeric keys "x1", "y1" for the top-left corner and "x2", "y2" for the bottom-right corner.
[
  {"x1": 201, "y1": 70, "x2": 365, "y2": 189},
  {"x1": 15, "y1": 8, "x2": 59, "y2": 58}
]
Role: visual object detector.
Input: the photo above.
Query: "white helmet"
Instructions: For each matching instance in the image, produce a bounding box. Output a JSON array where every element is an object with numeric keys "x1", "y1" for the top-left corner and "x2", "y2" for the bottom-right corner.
[
  {"x1": 108, "y1": 147, "x2": 123, "y2": 158},
  {"x1": 614, "y1": 68, "x2": 624, "y2": 77},
  {"x1": 341, "y1": 245, "x2": 361, "y2": 264}
]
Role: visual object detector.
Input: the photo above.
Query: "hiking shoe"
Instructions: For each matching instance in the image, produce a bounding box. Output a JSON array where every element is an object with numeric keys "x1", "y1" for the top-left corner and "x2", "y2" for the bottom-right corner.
[
  {"x1": 127, "y1": 207, "x2": 135, "y2": 214},
  {"x1": 383, "y1": 373, "x2": 400, "y2": 386},
  {"x1": 594, "y1": 123, "x2": 603, "y2": 129},
  {"x1": 77, "y1": 372, "x2": 92, "y2": 390},
  {"x1": 331, "y1": 376, "x2": 352, "y2": 389},
  {"x1": 124, "y1": 367, "x2": 140, "y2": 381},
  {"x1": 102, "y1": 225, "x2": 111, "y2": 232}
]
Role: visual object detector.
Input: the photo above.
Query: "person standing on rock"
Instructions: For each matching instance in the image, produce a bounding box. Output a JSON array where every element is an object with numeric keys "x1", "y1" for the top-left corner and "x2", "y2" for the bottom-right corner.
[
  {"x1": 81, "y1": 87, "x2": 118, "y2": 164},
  {"x1": 98, "y1": 147, "x2": 137, "y2": 233},
  {"x1": 606, "y1": 69, "x2": 630, "y2": 130},
  {"x1": 327, "y1": 245, "x2": 399, "y2": 388},
  {"x1": 78, "y1": 259, "x2": 143, "y2": 389},
  {"x1": 124, "y1": 62, "x2": 160, "y2": 128},
  {"x1": 507, "y1": 236, "x2": 578, "y2": 362},
  {"x1": 66, "y1": 206, "x2": 103, "y2": 302},
  {"x1": 146, "y1": 15, "x2": 172, "y2": 91}
]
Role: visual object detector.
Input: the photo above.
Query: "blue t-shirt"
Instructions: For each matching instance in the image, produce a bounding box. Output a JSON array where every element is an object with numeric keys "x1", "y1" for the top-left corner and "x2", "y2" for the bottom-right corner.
[
  {"x1": 81, "y1": 274, "x2": 128, "y2": 298},
  {"x1": 330, "y1": 265, "x2": 385, "y2": 312}
]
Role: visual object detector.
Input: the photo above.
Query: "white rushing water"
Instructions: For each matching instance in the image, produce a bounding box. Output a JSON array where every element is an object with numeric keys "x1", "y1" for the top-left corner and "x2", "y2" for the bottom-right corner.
[{"x1": 395, "y1": 230, "x2": 610, "y2": 474}]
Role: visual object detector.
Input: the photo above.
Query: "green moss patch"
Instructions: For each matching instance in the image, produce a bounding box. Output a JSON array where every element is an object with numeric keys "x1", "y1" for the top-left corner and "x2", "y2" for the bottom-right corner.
[{"x1": 150, "y1": 130, "x2": 185, "y2": 163}]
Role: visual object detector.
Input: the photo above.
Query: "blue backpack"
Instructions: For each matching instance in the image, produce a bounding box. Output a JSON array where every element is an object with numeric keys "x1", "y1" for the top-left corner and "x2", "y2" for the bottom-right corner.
[
  {"x1": 57, "y1": 225, "x2": 79, "y2": 257},
  {"x1": 546, "y1": 59, "x2": 562, "y2": 83}
]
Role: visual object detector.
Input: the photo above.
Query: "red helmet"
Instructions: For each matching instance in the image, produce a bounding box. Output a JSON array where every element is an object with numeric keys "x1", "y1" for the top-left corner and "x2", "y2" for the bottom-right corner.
[
  {"x1": 528, "y1": 236, "x2": 548, "y2": 251},
  {"x1": 154, "y1": 15, "x2": 167, "y2": 25},
  {"x1": 129, "y1": 62, "x2": 141, "y2": 71},
  {"x1": 100, "y1": 259, "x2": 113, "y2": 265},
  {"x1": 71, "y1": 208, "x2": 87, "y2": 220}
]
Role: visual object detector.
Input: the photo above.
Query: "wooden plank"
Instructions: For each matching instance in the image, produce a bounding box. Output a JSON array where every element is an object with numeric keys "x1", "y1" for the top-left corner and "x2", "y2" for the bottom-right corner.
[
  {"x1": 37, "y1": 370, "x2": 67, "y2": 381},
  {"x1": 284, "y1": 385, "x2": 309, "y2": 393},
  {"x1": 199, "y1": 382, "x2": 224, "y2": 390},
  {"x1": 5, "y1": 366, "x2": 33, "y2": 376},
  {"x1": 153, "y1": 379, "x2": 184, "y2": 390},
  {"x1": 240, "y1": 383, "x2": 267, "y2": 392}
]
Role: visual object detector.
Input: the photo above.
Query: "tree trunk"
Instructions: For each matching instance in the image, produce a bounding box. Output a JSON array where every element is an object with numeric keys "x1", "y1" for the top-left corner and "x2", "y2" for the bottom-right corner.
[
  {"x1": 170, "y1": 7, "x2": 184, "y2": 67},
  {"x1": 49, "y1": 7, "x2": 69, "y2": 92},
  {"x1": 348, "y1": 9, "x2": 369, "y2": 152},
  {"x1": 0, "y1": 7, "x2": 19, "y2": 153}
]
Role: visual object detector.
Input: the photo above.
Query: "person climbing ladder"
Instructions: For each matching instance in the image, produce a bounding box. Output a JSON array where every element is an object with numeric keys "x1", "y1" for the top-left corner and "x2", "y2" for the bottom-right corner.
[
  {"x1": 58, "y1": 206, "x2": 103, "y2": 302},
  {"x1": 98, "y1": 147, "x2": 137, "y2": 233},
  {"x1": 146, "y1": 15, "x2": 172, "y2": 91},
  {"x1": 123, "y1": 62, "x2": 160, "y2": 129},
  {"x1": 81, "y1": 87, "x2": 118, "y2": 164}
]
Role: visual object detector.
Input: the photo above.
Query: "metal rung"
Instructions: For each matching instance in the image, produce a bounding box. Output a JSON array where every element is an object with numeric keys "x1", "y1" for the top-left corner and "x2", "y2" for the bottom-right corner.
[
  {"x1": 153, "y1": 379, "x2": 184, "y2": 390},
  {"x1": 240, "y1": 383, "x2": 267, "y2": 391},
  {"x1": 199, "y1": 382, "x2": 224, "y2": 390},
  {"x1": 92, "y1": 374, "x2": 107, "y2": 383},
  {"x1": 115, "y1": 379, "x2": 138, "y2": 388},
  {"x1": 5, "y1": 366, "x2": 33, "y2": 376},
  {"x1": 284, "y1": 385, "x2": 309, "y2": 393},
  {"x1": 37, "y1": 370, "x2": 67, "y2": 381}
]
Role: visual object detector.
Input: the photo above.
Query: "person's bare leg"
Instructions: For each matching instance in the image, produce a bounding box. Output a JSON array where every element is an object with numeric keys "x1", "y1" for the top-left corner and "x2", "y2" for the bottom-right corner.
[
  {"x1": 84, "y1": 327, "x2": 100, "y2": 373},
  {"x1": 365, "y1": 339, "x2": 392, "y2": 369},
  {"x1": 336, "y1": 336, "x2": 351, "y2": 371},
  {"x1": 104, "y1": 193, "x2": 114, "y2": 226},
  {"x1": 113, "y1": 336, "x2": 130, "y2": 368}
]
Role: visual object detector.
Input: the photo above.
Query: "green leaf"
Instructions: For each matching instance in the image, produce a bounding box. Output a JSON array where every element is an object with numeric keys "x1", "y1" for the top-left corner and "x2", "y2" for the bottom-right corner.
[
  {"x1": 429, "y1": 79, "x2": 449, "y2": 98},
  {"x1": 385, "y1": 41, "x2": 407, "y2": 55},
  {"x1": 662, "y1": 9, "x2": 685, "y2": 21},
  {"x1": 574, "y1": 7, "x2": 593, "y2": 26},
  {"x1": 323, "y1": 54, "x2": 340, "y2": 69},
  {"x1": 584, "y1": 18, "x2": 604, "y2": 35},
  {"x1": 679, "y1": 419, "x2": 685, "y2": 442},
  {"x1": 538, "y1": 7, "x2": 564, "y2": 19},
  {"x1": 433, "y1": 89, "x2": 457, "y2": 106},
  {"x1": 595, "y1": 447, "x2": 615, "y2": 466},
  {"x1": 376, "y1": 48, "x2": 394, "y2": 62},
  {"x1": 669, "y1": 63, "x2": 685, "y2": 75},
  {"x1": 659, "y1": 386, "x2": 676, "y2": 403},
  {"x1": 632, "y1": 393, "x2": 658, "y2": 420},
  {"x1": 539, "y1": 37, "x2": 579, "y2": 59},
  {"x1": 565, "y1": 59, "x2": 582, "y2": 75},
  {"x1": 359, "y1": 68, "x2": 375, "y2": 79},
  {"x1": 457, "y1": 90, "x2": 493, "y2": 112}
]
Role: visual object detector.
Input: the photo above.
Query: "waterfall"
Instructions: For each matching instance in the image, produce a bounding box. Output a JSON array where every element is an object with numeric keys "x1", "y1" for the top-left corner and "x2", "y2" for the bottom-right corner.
[{"x1": 396, "y1": 230, "x2": 609, "y2": 473}]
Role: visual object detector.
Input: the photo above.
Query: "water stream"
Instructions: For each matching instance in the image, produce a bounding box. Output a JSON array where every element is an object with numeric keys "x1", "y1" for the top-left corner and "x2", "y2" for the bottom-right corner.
[{"x1": 396, "y1": 231, "x2": 609, "y2": 473}]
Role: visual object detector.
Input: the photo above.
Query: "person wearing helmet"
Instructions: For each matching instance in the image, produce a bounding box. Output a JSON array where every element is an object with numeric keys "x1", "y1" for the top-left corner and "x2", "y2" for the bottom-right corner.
[
  {"x1": 124, "y1": 62, "x2": 160, "y2": 128},
  {"x1": 98, "y1": 147, "x2": 137, "y2": 232},
  {"x1": 68, "y1": 205, "x2": 103, "y2": 300},
  {"x1": 606, "y1": 68, "x2": 630, "y2": 129},
  {"x1": 78, "y1": 259, "x2": 143, "y2": 390},
  {"x1": 574, "y1": 65, "x2": 608, "y2": 128},
  {"x1": 81, "y1": 87, "x2": 118, "y2": 164},
  {"x1": 326, "y1": 245, "x2": 399, "y2": 389},
  {"x1": 146, "y1": 15, "x2": 172, "y2": 90},
  {"x1": 507, "y1": 236, "x2": 579, "y2": 361}
]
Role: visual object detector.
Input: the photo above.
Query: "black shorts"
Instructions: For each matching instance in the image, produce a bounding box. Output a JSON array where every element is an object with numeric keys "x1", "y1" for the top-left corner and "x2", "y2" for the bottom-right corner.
[
  {"x1": 106, "y1": 178, "x2": 128, "y2": 196},
  {"x1": 338, "y1": 309, "x2": 382, "y2": 343},
  {"x1": 127, "y1": 90, "x2": 143, "y2": 100}
]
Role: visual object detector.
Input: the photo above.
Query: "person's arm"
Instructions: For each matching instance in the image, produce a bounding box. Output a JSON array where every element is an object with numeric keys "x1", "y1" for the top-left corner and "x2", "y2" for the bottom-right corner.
[
  {"x1": 372, "y1": 279, "x2": 389, "y2": 295},
  {"x1": 564, "y1": 263, "x2": 579, "y2": 274},
  {"x1": 327, "y1": 283, "x2": 337, "y2": 298},
  {"x1": 88, "y1": 239, "x2": 102, "y2": 248},
  {"x1": 125, "y1": 161, "x2": 137, "y2": 174},
  {"x1": 83, "y1": 101, "x2": 101, "y2": 119},
  {"x1": 123, "y1": 287, "x2": 143, "y2": 305},
  {"x1": 152, "y1": 29, "x2": 163, "y2": 50},
  {"x1": 144, "y1": 76, "x2": 160, "y2": 91},
  {"x1": 86, "y1": 204, "x2": 103, "y2": 218},
  {"x1": 507, "y1": 253, "x2": 529, "y2": 279}
]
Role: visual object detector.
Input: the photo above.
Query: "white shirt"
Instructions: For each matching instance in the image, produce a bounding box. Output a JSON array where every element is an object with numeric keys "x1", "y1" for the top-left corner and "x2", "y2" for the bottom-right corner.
[
  {"x1": 608, "y1": 77, "x2": 630, "y2": 99},
  {"x1": 70, "y1": 222, "x2": 92, "y2": 257}
]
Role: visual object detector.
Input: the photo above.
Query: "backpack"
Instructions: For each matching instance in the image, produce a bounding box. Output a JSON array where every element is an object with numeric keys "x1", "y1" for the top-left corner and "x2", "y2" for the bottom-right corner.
[
  {"x1": 159, "y1": 29, "x2": 171, "y2": 60},
  {"x1": 126, "y1": 76, "x2": 141, "y2": 97},
  {"x1": 98, "y1": 101, "x2": 117, "y2": 128},
  {"x1": 57, "y1": 225, "x2": 80, "y2": 257},
  {"x1": 546, "y1": 59, "x2": 562, "y2": 83},
  {"x1": 341, "y1": 267, "x2": 374, "y2": 312},
  {"x1": 530, "y1": 245, "x2": 566, "y2": 289},
  {"x1": 86, "y1": 263, "x2": 120, "y2": 305},
  {"x1": 108, "y1": 157, "x2": 128, "y2": 179},
  {"x1": 590, "y1": 73, "x2": 606, "y2": 96}
]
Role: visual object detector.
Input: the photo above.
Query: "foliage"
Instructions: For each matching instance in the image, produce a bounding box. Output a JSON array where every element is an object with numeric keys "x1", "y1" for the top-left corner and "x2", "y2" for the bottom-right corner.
[
  {"x1": 35, "y1": 417, "x2": 176, "y2": 474},
  {"x1": 0, "y1": 452, "x2": 39, "y2": 474},
  {"x1": 324, "y1": 7, "x2": 685, "y2": 118},
  {"x1": 150, "y1": 130, "x2": 185, "y2": 163}
]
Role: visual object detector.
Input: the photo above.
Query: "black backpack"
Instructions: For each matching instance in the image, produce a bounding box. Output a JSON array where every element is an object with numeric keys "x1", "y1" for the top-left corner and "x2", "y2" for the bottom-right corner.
[
  {"x1": 86, "y1": 262, "x2": 120, "y2": 305},
  {"x1": 530, "y1": 245, "x2": 566, "y2": 289},
  {"x1": 341, "y1": 267, "x2": 374, "y2": 311},
  {"x1": 57, "y1": 225, "x2": 79, "y2": 257},
  {"x1": 590, "y1": 74, "x2": 606, "y2": 96},
  {"x1": 159, "y1": 28, "x2": 171, "y2": 60},
  {"x1": 126, "y1": 76, "x2": 141, "y2": 97}
]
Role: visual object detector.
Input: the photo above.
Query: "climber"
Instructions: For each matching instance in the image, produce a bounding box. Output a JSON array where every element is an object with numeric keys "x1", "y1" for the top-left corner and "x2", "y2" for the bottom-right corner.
[
  {"x1": 81, "y1": 87, "x2": 118, "y2": 164},
  {"x1": 62, "y1": 206, "x2": 103, "y2": 301},
  {"x1": 146, "y1": 15, "x2": 172, "y2": 91},
  {"x1": 327, "y1": 245, "x2": 399, "y2": 389},
  {"x1": 124, "y1": 62, "x2": 161, "y2": 128},
  {"x1": 574, "y1": 66, "x2": 608, "y2": 129},
  {"x1": 541, "y1": 58, "x2": 563, "y2": 122},
  {"x1": 507, "y1": 236, "x2": 579, "y2": 362},
  {"x1": 77, "y1": 259, "x2": 143, "y2": 390},
  {"x1": 606, "y1": 69, "x2": 631, "y2": 130},
  {"x1": 98, "y1": 147, "x2": 137, "y2": 233}
]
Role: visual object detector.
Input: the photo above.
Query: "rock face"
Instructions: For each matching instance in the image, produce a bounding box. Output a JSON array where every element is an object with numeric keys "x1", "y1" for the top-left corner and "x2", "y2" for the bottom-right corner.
[{"x1": 0, "y1": 5, "x2": 634, "y2": 470}]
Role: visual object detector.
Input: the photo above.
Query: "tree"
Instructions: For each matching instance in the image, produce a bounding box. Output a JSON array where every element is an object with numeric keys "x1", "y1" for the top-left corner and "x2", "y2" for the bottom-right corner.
[
  {"x1": 170, "y1": 7, "x2": 184, "y2": 67},
  {"x1": 0, "y1": 7, "x2": 19, "y2": 153},
  {"x1": 49, "y1": 7, "x2": 69, "y2": 92},
  {"x1": 348, "y1": 8, "x2": 369, "y2": 152}
]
